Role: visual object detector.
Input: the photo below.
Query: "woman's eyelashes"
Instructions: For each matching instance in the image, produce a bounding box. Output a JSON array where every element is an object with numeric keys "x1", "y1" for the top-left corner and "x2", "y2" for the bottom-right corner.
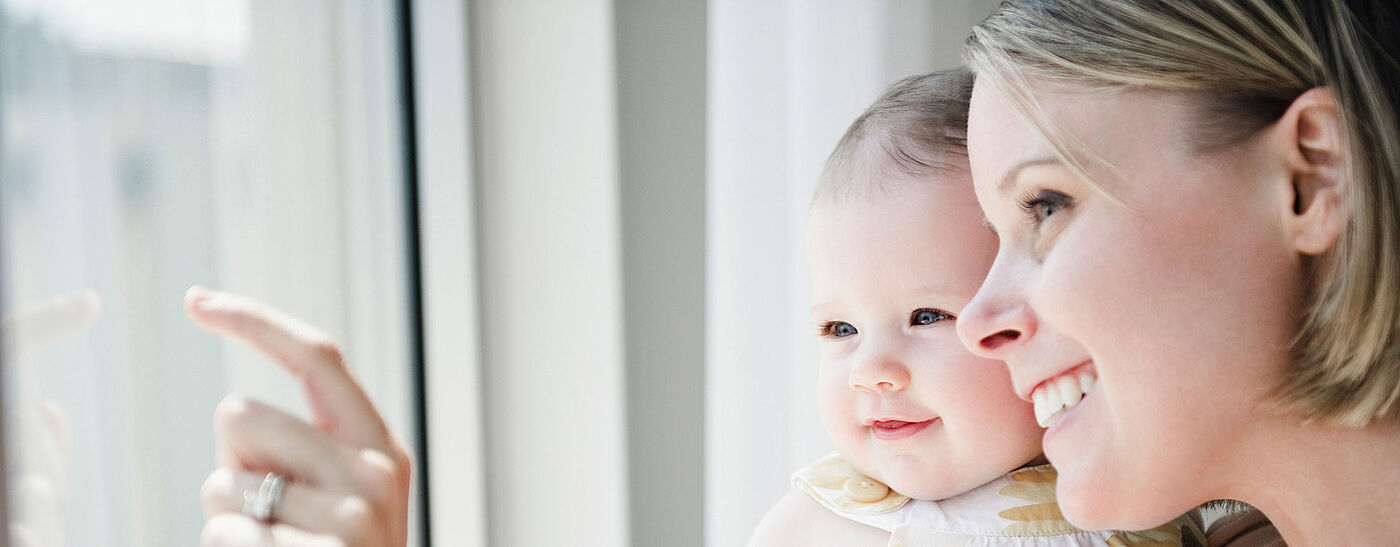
[{"x1": 1017, "y1": 189, "x2": 1074, "y2": 226}]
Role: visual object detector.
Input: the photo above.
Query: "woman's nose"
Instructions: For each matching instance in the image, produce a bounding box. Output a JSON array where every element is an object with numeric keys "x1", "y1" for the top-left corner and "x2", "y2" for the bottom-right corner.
[
  {"x1": 957, "y1": 261, "x2": 1036, "y2": 359},
  {"x1": 848, "y1": 344, "x2": 911, "y2": 393}
]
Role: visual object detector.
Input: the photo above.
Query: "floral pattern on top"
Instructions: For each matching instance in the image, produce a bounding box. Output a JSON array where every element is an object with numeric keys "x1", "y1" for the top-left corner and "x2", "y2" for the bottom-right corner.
[
  {"x1": 792, "y1": 453, "x2": 1206, "y2": 546},
  {"x1": 998, "y1": 466, "x2": 1087, "y2": 536}
]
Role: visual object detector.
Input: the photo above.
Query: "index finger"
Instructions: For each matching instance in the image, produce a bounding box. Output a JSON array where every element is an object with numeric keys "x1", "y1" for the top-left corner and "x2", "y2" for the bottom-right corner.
[
  {"x1": 183, "y1": 286, "x2": 391, "y2": 450},
  {"x1": 4, "y1": 289, "x2": 101, "y2": 361}
]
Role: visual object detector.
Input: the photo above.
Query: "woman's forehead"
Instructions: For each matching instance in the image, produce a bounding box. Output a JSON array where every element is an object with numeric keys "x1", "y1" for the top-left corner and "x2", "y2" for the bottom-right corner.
[{"x1": 967, "y1": 79, "x2": 1196, "y2": 184}]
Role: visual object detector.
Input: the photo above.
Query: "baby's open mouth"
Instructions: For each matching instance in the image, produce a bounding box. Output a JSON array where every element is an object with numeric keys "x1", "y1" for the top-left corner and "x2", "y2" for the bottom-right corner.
[
  {"x1": 869, "y1": 418, "x2": 937, "y2": 440},
  {"x1": 1031, "y1": 364, "x2": 1097, "y2": 428}
]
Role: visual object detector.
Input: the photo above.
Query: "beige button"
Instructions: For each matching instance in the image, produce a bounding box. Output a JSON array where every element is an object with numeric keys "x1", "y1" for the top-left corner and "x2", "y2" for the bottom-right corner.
[{"x1": 843, "y1": 475, "x2": 889, "y2": 502}]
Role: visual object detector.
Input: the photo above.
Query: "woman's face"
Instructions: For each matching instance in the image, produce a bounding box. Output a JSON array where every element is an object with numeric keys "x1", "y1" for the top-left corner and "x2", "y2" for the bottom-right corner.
[{"x1": 957, "y1": 79, "x2": 1306, "y2": 528}]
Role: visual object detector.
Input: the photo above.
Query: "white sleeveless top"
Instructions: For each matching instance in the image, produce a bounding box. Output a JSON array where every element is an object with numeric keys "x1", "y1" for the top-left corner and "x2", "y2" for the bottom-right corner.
[{"x1": 793, "y1": 453, "x2": 1205, "y2": 547}]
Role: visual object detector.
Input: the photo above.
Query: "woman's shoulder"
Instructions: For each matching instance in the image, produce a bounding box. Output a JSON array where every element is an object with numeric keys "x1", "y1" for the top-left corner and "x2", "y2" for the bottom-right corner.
[{"x1": 748, "y1": 489, "x2": 889, "y2": 547}]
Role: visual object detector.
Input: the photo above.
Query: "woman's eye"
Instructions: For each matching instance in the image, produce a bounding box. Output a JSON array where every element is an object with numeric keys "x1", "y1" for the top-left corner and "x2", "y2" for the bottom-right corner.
[
  {"x1": 1018, "y1": 189, "x2": 1074, "y2": 225},
  {"x1": 819, "y1": 321, "x2": 858, "y2": 338},
  {"x1": 910, "y1": 308, "x2": 953, "y2": 326}
]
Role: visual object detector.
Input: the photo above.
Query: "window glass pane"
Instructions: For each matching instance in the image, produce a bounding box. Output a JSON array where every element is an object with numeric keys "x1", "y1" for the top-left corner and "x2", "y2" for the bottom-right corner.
[{"x1": 0, "y1": 1, "x2": 416, "y2": 545}]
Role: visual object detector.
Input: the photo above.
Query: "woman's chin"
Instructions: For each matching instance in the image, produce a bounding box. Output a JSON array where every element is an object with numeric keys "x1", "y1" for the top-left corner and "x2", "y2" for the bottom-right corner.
[
  {"x1": 1056, "y1": 495, "x2": 1118, "y2": 531},
  {"x1": 1055, "y1": 475, "x2": 1184, "y2": 532}
]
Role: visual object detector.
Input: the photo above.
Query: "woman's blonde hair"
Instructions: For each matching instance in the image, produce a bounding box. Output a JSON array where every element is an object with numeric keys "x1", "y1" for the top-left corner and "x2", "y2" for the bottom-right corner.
[{"x1": 965, "y1": 0, "x2": 1400, "y2": 426}]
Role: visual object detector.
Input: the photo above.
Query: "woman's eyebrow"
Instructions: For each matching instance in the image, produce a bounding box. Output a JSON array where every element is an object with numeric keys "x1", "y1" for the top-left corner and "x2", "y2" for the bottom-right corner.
[{"x1": 998, "y1": 157, "x2": 1061, "y2": 194}]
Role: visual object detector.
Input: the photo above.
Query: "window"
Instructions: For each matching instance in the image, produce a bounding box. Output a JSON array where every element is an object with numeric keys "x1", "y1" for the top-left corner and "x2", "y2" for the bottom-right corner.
[{"x1": 0, "y1": 1, "x2": 420, "y2": 544}]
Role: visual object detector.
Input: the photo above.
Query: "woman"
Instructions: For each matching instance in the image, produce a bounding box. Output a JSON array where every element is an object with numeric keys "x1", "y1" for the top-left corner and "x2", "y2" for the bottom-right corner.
[{"x1": 953, "y1": 0, "x2": 1400, "y2": 544}]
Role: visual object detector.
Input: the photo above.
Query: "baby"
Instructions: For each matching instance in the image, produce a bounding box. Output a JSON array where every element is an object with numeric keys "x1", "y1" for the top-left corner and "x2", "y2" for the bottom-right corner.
[{"x1": 749, "y1": 69, "x2": 1204, "y2": 546}]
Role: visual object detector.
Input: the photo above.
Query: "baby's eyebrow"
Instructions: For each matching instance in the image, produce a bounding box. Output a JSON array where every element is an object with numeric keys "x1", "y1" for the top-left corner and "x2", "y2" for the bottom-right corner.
[{"x1": 901, "y1": 278, "x2": 960, "y2": 302}]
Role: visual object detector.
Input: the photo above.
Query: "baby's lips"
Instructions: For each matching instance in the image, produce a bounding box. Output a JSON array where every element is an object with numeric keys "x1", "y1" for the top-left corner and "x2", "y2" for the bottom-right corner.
[{"x1": 861, "y1": 411, "x2": 932, "y2": 427}]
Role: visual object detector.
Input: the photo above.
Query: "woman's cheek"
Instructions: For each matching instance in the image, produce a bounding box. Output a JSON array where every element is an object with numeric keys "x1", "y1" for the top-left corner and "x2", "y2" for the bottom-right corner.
[{"x1": 1032, "y1": 208, "x2": 1145, "y2": 351}]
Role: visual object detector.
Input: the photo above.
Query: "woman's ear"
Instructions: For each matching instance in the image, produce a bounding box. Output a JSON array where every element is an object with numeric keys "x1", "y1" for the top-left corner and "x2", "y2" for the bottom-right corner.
[{"x1": 1276, "y1": 87, "x2": 1351, "y2": 255}]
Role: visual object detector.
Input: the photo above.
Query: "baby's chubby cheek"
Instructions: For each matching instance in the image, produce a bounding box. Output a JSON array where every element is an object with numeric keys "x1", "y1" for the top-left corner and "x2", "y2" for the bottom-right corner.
[
  {"x1": 815, "y1": 374, "x2": 851, "y2": 435},
  {"x1": 814, "y1": 380, "x2": 888, "y2": 478}
]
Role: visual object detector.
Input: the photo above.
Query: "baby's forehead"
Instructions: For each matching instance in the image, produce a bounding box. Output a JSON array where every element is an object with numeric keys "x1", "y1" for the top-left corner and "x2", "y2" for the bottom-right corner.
[
  {"x1": 806, "y1": 180, "x2": 998, "y2": 300},
  {"x1": 808, "y1": 174, "x2": 980, "y2": 232},
  {"x1": 814, "y1": 137, "x2": 971, "y2": 206}
]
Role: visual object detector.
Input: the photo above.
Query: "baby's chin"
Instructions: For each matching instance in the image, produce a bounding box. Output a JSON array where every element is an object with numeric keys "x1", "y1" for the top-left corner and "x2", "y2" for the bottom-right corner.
[
  {"x1": 885, "y1": 476, "x2": 979, "y2": 501},
  {"x1": 867, "y1": 460, "x2": 986, "y2": 501}
]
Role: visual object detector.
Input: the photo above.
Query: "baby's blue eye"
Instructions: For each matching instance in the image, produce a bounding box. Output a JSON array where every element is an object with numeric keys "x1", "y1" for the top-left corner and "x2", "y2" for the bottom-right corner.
[
  {"x1": 820, "y1": 321, "x2": 858, "y2": 337},
  {"x1": 910, "y1": 308, "x2": 953, "y2": 326}
]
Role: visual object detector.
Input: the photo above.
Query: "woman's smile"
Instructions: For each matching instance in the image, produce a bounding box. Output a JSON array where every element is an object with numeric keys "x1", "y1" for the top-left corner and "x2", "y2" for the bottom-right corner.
[{"x1": 1027, "y1": 361, "x2": 1097, "y2": 428}]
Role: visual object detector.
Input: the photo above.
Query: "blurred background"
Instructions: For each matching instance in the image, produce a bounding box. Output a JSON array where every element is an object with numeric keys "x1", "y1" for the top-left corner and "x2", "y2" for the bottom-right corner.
[{"x1": 0, "y1": 0, "x2": 998, "y2": 545}]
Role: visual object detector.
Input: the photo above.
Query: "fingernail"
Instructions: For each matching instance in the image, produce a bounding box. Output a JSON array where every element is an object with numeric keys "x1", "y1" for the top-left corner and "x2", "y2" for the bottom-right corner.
[
  {"x1": 197, "y1": 295, "x2": 230, "y2": 312},
  {"x1": 186, "y1": 285, "x2": 214, "y2": 309}
]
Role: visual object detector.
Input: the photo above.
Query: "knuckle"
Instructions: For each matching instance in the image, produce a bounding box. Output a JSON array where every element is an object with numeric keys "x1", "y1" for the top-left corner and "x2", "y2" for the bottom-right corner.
[
  {"x1": 212, "y1": 396, "x2": 259, "y2": 436},
  {"x1": 334, "y1": 496, "x2": 374, "y2": 539},
  {"x1": 354, "y1": 449, "x2": 401, "y2": 503},
  {"x1": 200, "y1": 469, "x2": 235, "y2": 510},
  {"x1": 390, "y1": 444, "x2": 413, "y2": 479},
  {"x1": 200, "y1": 526, "x2": 233, "y2": 547},
  {"x1": 199, "y1": 525, "x2": 225, "y2": 547},
  {"x1": 200, "y1": 514, "x2": 249, "y2": 547}
]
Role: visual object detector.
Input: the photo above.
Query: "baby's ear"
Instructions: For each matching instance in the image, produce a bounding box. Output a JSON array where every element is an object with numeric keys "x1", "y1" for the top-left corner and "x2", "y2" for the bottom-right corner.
[{"x1": 1275, "y1": 87, "x2": 1350, "y2": 256}]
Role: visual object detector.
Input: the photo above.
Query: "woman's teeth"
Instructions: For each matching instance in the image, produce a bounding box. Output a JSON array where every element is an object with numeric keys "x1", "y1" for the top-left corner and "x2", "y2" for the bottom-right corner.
[{"x1": 1032, "y1": 372, "x2": 1096, "y2": 428}]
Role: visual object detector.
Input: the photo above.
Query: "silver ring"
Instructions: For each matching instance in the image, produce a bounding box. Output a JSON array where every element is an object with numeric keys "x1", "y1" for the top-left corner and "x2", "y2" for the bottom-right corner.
[{"x1": 242, "y1": 472, "x2": 286, "y2": 522}]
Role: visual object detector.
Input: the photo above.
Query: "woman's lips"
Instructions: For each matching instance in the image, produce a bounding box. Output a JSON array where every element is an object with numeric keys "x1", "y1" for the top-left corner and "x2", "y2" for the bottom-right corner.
[{"x1": 869, "y1": 418, "x2": 936, "y2": 440}]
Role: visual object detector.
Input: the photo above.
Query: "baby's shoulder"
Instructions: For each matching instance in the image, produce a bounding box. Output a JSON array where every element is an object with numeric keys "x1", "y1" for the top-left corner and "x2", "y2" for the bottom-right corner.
[{"x1": 748, "y1": 489, "x2": 889, "y2": 547}]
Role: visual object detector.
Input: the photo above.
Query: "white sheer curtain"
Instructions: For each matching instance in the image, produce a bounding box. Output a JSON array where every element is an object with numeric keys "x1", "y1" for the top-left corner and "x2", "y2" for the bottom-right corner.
[{"x1": 705, "y1": 2, "x2": 999, "y2": 545}]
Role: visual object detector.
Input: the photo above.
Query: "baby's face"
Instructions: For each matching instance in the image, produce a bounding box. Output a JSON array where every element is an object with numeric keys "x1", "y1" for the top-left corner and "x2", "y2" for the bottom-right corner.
[{"x1": 807, "y1": 175, "x2": 1043, "y2": 500}]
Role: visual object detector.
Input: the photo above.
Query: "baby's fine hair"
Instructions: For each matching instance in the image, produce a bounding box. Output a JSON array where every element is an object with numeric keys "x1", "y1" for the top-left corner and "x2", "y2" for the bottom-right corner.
[{"x1": 812, "y1": 68, "x2": 974, "y2": 207}]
